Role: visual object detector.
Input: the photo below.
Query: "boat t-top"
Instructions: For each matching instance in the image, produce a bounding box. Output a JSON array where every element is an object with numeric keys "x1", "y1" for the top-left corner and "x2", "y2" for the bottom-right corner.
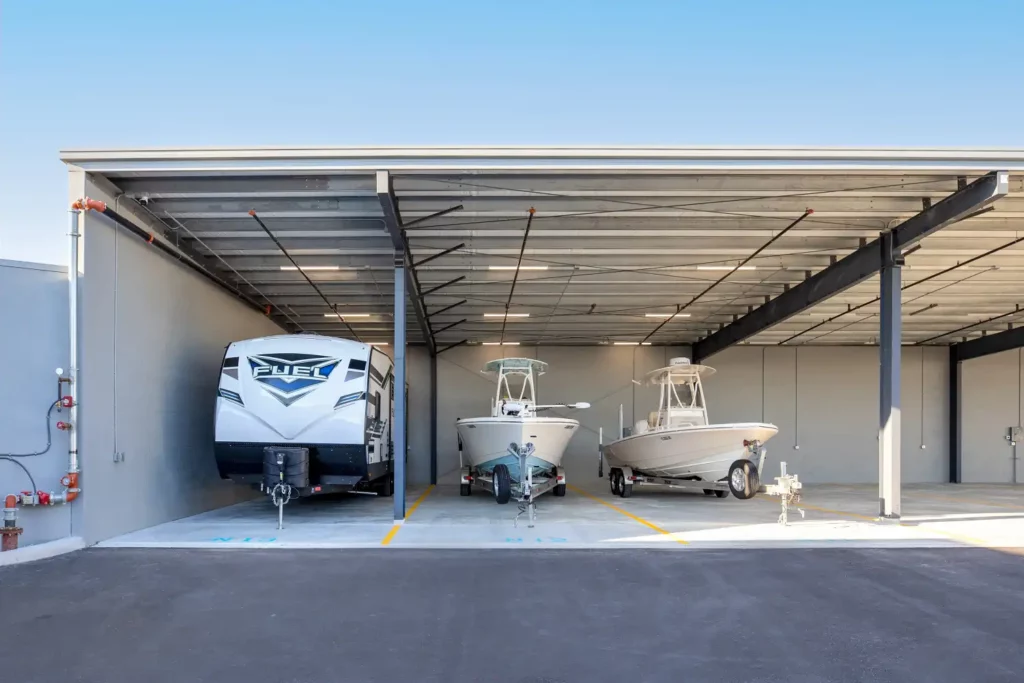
[
  {"x1": 601, "y1": 357, "x2": 777, "y2": 499},
  {"x1": 457, "y1": 358, "x2": 589, "y2": 524}
]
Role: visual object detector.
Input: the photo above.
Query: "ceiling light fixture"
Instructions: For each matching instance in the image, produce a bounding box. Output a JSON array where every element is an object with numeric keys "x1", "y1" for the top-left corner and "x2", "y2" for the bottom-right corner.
[
  {"x1": 324, "y1": 313, "x2": 371, "y2": 318},
  {"x1": 483, "y1": 313, "x2": 530, "y2": 318},
  {"x1": 280, "y1": 266, "x2": 341, "y2": 271},
  {"x1": 369, "y1": 342, "x2": 389, "y2": 346}
]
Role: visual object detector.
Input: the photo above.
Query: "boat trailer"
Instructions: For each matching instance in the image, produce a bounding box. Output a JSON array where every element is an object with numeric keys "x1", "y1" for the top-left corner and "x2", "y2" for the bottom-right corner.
[
  {"x1": 598, "y1": 430, "x2": 804, "y2": 524},
  {"x1": 459, "y1": 439, "x2": 566, "y2": 528}
]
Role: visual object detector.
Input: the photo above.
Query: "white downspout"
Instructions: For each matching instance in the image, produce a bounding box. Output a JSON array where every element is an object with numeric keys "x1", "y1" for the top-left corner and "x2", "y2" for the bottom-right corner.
[{"x1": 68, "y1": 209, "x2": 80, "y2": 482}]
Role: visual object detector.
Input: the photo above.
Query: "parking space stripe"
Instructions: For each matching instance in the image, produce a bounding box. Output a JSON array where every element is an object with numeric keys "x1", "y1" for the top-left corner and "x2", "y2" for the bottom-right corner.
[
  {"x1": 381, "y1": 485, "x2": 435, "y2": 546},
  {"x1": 567, "y1": 485, "x2": 688, "y2": 545}
]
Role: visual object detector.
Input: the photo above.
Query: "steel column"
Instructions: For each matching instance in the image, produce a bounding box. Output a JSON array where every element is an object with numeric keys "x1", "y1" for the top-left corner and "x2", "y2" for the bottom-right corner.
[
  {"x1": 393, "y1": 261, "x2": 407, "y2": 521},
  {"x1": 430, "y1": 353, "x2": 438, "y2": 485},
  {"x1": 879, "y1": 233, "x2": 902, "y2": 518},
  {"x1": 949, "y1": 347, "x2": 962, "y2": 483},
  {"x1": 377, "y1": 170, "x2": 436, "y2": 355}
]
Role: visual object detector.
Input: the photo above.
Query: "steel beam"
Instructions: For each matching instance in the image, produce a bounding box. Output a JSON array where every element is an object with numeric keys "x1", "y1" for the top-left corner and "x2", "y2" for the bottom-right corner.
[
  {"x1": 879, "y1": 232, "x2": 902, "y2": 518},
  {"x1": 949, "y1": 347, "x2": 962, "y2": 483},
  {"x1": 393, "y1": 261, "x2": 407, "y2": 521},
  {"x1": 437, "y1": 339, "x2": 469, "y2": 355},
  {"x1": 432, "y1": 318, "x2": 468, "y2": 335},
  {"x1": 414, "y1": 243, "x2": 466, "y2": 268},
  {"x1": 693, "y1": 171, "x2": 1009, "y2": 361},
  {"x1": 421, "y1": 276, "x2": 466, "y2": 296},
  {"x1": 377, "y1": 170, "x2": 436, "y2": 356},
  {"x1": 952, "y1": 324, "x2": 1024, "y2": 362},
  {"x1": 427, "y1": 300, "x2": 467, "y2": 318}
]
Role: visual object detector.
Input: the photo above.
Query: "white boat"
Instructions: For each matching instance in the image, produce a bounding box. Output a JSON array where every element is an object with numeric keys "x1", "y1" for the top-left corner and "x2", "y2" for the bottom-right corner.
[
  {"x1": 602, "y1": 357, "x2": 777, "y2": 499},
  {"x1": 457, "y1": 358, "x2": 589, "y2": 510}
]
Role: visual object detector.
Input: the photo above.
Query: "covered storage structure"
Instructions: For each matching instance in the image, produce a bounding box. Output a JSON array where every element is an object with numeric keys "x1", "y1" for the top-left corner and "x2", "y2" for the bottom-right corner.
[{"x1": 4, "y1": 146, "x2": 1024, "y2": 552}]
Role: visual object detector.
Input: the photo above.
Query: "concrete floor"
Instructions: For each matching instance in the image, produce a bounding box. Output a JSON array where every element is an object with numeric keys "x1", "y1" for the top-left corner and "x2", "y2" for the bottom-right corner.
[
  {"x1": 2, "y1": 547, "x2": 1022, "y2": 683},
  {"x1": 98, "y1": 482, "x2": 1024, "y2": 551}
]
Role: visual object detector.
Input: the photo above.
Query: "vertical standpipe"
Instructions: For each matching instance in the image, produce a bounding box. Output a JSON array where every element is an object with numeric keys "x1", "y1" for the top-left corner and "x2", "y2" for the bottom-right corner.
[{"x1": 68, "y1": 209, "x2": 80, "y2": 485}]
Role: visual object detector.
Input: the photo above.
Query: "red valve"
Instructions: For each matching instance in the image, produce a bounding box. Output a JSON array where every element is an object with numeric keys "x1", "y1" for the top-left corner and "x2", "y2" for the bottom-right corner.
[
  {"x1": 57, "y1": 421, "x2": 72, "y2": 431},
  {"x1": 61, "y1": 396, "x2": 74, "y2": 408},
  {"x1": 37, "y1": 491, "x2": 51, "y2": 506}
]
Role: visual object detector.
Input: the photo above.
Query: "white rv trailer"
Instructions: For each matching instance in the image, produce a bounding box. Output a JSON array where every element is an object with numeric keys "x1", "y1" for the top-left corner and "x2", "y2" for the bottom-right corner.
[{"x1": 214, "y1": 335, "x2": 394, "y2": 498}]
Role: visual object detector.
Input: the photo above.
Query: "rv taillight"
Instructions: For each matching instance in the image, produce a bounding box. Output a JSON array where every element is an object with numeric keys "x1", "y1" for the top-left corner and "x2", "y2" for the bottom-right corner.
[{"x1": 557, "y1": 475, "x2": 564, "y2": 482}]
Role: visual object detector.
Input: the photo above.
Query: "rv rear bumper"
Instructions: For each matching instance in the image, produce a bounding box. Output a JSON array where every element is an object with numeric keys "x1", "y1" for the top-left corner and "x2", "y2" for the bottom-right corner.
[{"x1": 214, "y1": 442, "x2": 388, "y2": 488}]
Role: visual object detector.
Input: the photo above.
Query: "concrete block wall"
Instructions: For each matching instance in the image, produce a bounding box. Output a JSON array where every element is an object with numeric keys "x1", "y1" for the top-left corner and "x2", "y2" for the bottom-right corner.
[{"x1": 0, "y1": 260, "x2": 71, "y2": 546}]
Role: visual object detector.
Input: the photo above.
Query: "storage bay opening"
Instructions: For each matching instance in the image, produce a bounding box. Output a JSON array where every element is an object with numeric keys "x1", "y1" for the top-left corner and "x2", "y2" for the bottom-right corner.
[{"x1": 7, "y1": 147, "x2": 1019, "y2": 548}]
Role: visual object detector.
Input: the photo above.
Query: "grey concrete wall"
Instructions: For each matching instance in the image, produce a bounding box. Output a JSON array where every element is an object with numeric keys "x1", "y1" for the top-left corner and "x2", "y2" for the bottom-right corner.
[
  {"x1": 423, "y1": 344, "x2": 952, "y2": 486},
  {"x1": 961, "y1": 348, "x2": 1023, "y2": 483},
  {"x1": 75, "y1": 176, "x2": 285, "y2": 544},
  {"x1": 0, "y1": 260, "x2": 71, "y2": 547},
  {"x1": 705, "y1": 346, "x2": 949, "y2": 484}
]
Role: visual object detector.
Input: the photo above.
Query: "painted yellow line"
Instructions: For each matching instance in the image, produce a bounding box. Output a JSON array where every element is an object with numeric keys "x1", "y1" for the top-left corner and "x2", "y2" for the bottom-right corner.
[
  {"x1": 380, "y1": 524, "x2": 402, "y2": 546},
  {"x1": 380, "y1": 485, "x2": 435, "y2": 546},
  {"x1": 567, "y1": 484, "x2": 688, "y2": 545}
]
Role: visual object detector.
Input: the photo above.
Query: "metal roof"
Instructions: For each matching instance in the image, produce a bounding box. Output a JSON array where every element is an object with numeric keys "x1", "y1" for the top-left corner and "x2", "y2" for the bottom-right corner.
[{"x1": 61, "y1": 146, "x2": 1024, "y2": 349}]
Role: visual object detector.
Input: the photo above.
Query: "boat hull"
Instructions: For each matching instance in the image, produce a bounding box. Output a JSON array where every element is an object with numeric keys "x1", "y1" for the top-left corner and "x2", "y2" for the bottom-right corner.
[
  {"x1": 603, "y1": 423, "x2": 778, "y2": 481},
  {"x1": 456, "y1": 417, "x2": 579, "y2": 480}
]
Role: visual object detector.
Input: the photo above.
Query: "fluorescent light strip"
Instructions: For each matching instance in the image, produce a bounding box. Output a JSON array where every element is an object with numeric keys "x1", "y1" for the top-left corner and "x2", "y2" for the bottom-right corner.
[
  {"x1": 613, "y1": 342, "x2": 652, "y2": 346},
  {"x1": 369, "y1": 342, "x2": 389, "y2": 346},
  {"x1": 324, "y1": 313, "x2": 371, "y2": 318},
  {"x1": 489, "y1": 266, "x2": 548, "y2": 271},
  {"x1": 280, "y1": 266, "x2": 341, "y2": 271},
  {"x1": 696, "y1": 265, "x2": 757, "y2": 271},
  {"x1": 483, "y1": 313, "x2": 530, "y2": 318},
  {"x1": 644, "y1": 313, "x2": 692, "y2": 318},
  {"x1": 482, "y1": 342, "x2": 521, "y2": 346}
]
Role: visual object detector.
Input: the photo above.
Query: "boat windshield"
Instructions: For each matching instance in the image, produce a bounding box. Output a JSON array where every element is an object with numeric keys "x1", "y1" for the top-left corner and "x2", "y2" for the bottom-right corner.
[{"x1": 673, "y1": 379, "x2": 704, "y2": 409}]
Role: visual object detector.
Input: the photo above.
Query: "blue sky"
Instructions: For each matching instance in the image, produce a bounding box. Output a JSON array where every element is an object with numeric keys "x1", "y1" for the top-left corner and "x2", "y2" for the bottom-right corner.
[{"x1": 2, "y1": 0, "x2": 1022, "y2": 264}]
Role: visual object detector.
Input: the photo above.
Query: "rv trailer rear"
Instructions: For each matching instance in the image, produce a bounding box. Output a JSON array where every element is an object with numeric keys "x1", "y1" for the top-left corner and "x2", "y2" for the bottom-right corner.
[{"x1": 214, "y1": 335, "x2": 394, "y2": 523}]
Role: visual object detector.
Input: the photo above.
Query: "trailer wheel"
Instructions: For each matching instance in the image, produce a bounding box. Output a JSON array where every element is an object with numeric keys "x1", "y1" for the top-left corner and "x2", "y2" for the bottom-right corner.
[
  {"x1": 714, "y1": 489, "x2": 728, "y2": 498},
  {"x1": 620, "y1": 481, "x2": 633, "y2": 498},
  {"x1": 460, "y1": 483, "x2": 472, "y2": 496},
  {"x1": 703, "y1": 489, "x2": 714, "y2": 496},
  {"x1": 553, "y1": 483, "x2": 567, "y2": 497},
  {"x1": 610, "y1": 469, "x2": 622, "y2": 496},
  {"x1": 728, "y1": 460, "x2": 760, "y2": 500},
  {"x1": 492, "y1": 464, "x2": 512, "y2": 505}
]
